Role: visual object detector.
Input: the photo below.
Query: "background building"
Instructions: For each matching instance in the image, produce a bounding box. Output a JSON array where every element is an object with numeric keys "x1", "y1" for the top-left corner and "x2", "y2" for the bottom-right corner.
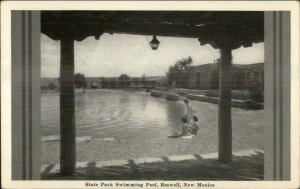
[
  {"x1": 41, "y1": 63, "x2": 263, "y2": 90},
  {"x1": 168, "y1": 62, "x2": 264, "y2": 90},
  {"x1": 41, "y1": 76, "x2": 168, "y2": 89}
]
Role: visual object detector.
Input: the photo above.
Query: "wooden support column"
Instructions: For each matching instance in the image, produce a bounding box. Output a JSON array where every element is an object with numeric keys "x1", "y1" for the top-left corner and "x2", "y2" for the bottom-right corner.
[
  {"x1": 60, "y1": 39, "x2": 76, "y2": 175},
  {"x1": 218, "y1": 48, "x2": 232, "y2": 163}
]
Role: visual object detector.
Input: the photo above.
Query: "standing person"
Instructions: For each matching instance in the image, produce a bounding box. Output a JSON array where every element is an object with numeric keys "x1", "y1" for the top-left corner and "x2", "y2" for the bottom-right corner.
[
  {"x1": 183, "y1": 98, "x2": 191, "y2": 120},
  {"x1": 184, "y1": 98, "x2": 196, "y2": 122}
]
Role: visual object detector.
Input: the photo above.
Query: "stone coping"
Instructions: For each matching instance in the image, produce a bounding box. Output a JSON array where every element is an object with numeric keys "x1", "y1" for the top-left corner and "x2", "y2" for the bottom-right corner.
[
  {"x1": 41, "y1": 149, "x2": 263, "y2": 173},
  {"x1": 186, "y1": 94, "x2": 263, "y2": 109}
]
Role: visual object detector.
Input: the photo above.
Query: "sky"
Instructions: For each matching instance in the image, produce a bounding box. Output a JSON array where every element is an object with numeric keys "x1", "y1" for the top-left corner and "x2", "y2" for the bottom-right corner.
[{"x1": 41, "y1": 33, "x2": 264, "y2": 78}]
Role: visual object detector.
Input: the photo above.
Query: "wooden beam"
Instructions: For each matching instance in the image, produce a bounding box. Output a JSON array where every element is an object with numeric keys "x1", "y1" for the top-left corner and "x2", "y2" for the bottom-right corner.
[
  {"x1": 218, "y1": 48, "x2": 232, "y2": 163},
  {"x1": 60, "y1": 39, "x2": 76, "y2": 175},
  {"x1": 41, "y1": 11, "x2": 264, "y2": 40},
  {"x1": 42, "y1": 21, "x2": 263, "y2": 46}
]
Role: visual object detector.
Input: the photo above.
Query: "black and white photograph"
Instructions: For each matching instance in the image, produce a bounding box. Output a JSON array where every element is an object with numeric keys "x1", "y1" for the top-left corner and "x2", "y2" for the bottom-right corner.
[
  {"x1": 40, "y1": 10, "x2": 266, "y2": 180},
  {"x1": 1, "y1": 1, "x2": 299, "y2": 188}
]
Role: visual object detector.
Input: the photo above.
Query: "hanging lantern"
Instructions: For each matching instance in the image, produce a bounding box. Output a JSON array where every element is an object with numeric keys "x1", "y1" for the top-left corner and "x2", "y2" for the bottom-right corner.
[{"x1": 149, "y1": 35, "x2": 160, "y2": 50}]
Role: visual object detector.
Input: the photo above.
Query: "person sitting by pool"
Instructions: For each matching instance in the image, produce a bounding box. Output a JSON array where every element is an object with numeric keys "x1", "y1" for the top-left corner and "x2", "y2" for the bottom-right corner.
[
  {"x1": 190, "y1": 116, "x2": 199, "y2": 135},
  {"x1": 180, "y1": 116, "x2": 199, "y2": 138},
  {"x1": 168, "y1": 117, "x2": 194, "y2": 138}
]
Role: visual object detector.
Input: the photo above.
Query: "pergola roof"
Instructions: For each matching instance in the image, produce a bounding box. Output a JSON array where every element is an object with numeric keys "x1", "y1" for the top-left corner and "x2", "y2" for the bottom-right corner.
[{"x1": 41, "y1": 11, "x2": 264, "y2": 49}]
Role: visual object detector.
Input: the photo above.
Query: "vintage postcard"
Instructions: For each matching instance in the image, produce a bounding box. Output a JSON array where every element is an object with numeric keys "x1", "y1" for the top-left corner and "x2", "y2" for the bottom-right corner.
[{"x1": 1, "y1": 1, "x2": 299, "y2": 189}]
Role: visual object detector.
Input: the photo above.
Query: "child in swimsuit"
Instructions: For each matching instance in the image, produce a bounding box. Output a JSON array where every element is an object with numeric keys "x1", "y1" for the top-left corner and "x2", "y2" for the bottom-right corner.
[{"x1": 190, "y1": 116, "x2": 199, "y2": 135}]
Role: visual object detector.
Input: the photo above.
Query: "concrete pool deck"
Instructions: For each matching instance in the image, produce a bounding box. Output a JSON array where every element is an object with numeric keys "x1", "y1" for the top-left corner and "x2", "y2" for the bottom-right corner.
[{"x1": 41, "y1": 149, "x2": 264, "y2": 180}]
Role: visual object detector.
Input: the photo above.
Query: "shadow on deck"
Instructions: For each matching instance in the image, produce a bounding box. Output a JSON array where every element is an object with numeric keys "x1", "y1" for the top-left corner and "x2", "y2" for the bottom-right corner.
[{"x1": 42, "y1": 151, "x2": 264, "y2": 180}]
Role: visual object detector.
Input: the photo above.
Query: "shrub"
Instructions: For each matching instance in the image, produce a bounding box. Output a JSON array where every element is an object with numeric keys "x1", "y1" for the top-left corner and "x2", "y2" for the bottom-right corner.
[
  {"x1": 231, "y1": 92, "x2": 249, "y2": 100},
  {"x1": 249, "y1": 88, "x2": 264, "y2": 103},
  {"x1": 165, "y1": 93, "x2": 180, "y2": 101},
  {"x1": 244, "y1": 100, "x2": 264, "y2": 110},
  {"x1": 177, "y1": 90, "x2": 187, "y2": 96},
  {"x1": 204, "y1": 90, "x2": 219, "y2": 98},
  {"x1": 204, "y1": 90, "x2": 250, "y2": 100}
]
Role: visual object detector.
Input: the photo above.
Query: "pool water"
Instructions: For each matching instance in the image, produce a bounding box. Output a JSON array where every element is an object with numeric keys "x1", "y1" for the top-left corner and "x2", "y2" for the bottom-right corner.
[{"x1": 41, "y1": 89, "x2": 264, "y2": 154}]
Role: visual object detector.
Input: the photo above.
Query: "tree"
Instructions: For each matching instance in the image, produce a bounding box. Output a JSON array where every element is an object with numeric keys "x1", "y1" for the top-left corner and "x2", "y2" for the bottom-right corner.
[
  {"x1": 118, "y1": 74, "x2": 130, "y2": 88},
  {"x1": 74, "y1": 73, "x2": 86, "y2": 88},
  {"x1": 166, "y1": 56, "x2": 193, "y2": 87},
  {"x1": 48, "y1": 81, "x2": 57, "y2": 90},
  {"x1": 175, "y1": 56, "x2": 193, "y2": 71}
]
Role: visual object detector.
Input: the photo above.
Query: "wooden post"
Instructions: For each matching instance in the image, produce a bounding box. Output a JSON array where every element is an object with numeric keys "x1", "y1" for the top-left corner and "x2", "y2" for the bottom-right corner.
[
  {"x1": 60, "y1": 39, "x2": 76, "y2": 175},
  {"x1": 218, "y1": 48, "x2": 232, "y2": 163}
]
